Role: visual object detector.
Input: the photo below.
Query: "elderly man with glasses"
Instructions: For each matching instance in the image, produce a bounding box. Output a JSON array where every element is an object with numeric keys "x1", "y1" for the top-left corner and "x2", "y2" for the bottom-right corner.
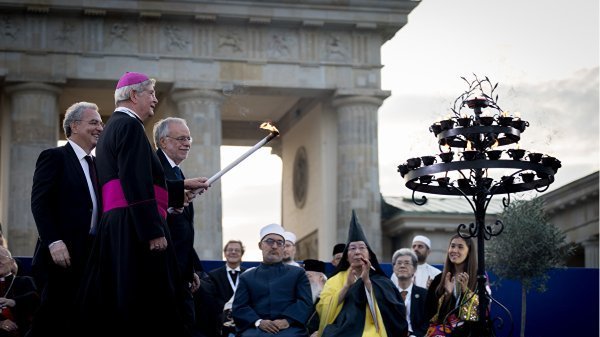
[
  {"x1": 232, "y1": 223, "x2": 312, "y2": 337},
  {"x1": 392, "y1": 248, "x2": 429, "y2": 337},
  {"x1": 153, "y1": 117, "x2": 208, "y2": 334}
]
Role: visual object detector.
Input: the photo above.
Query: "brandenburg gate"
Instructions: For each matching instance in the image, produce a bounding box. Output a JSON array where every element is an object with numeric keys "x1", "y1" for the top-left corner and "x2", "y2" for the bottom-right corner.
[{"x1": 0, "y1": 0, "x2": 419, "y2": 259}]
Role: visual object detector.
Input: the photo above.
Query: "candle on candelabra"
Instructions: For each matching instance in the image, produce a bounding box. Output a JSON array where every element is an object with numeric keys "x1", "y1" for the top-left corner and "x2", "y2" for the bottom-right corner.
[{"x1": 206, "y1": 122, "x2": 280, "y2": 185}]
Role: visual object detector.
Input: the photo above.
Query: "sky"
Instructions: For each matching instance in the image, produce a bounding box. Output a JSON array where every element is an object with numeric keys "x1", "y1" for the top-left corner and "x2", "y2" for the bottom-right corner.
[{"x1": 220, "y1": 0, "x2": 599, "y2": 261}]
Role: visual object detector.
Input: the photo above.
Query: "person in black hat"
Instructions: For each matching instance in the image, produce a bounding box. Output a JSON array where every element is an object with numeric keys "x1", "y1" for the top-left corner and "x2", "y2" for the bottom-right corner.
[
  {"x1": 302, "y1": 259, "x2": 327, "y2": 337},
  {"x1": 303, "y1": 259, "x2": 327, "y2": 304},
  {"x1": 331, "y1": 244, "x2": 345, "y2": 268},
  {"x1": 316, "y1": 210, "x2": 408, "y2": 337}
]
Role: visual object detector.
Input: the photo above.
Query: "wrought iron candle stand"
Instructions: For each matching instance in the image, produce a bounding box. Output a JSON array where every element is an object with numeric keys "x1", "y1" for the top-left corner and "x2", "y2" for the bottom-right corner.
[{"x1": 397, "y1": 76, "x2": 561, "y2": 336}]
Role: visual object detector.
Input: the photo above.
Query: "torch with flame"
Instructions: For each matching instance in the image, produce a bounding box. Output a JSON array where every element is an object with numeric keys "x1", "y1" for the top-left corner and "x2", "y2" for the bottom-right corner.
[{"x1": 206, "y1": 122, "x2": 280, "y2": 185}]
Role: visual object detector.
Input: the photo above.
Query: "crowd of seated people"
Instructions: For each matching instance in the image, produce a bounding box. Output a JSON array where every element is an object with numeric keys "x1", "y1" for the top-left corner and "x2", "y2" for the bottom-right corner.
[{"x1": 8, "y1": 217, "x2": 488, "y2": 337}]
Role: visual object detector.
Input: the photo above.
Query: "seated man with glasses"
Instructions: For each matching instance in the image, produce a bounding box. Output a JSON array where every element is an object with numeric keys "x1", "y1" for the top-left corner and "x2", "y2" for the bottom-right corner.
[
  {"x1": 232, "y1": 223, "x2": 312, "y2": 337},
  {"x1": 316, "y1": 211, "x2": 408, "y2": 337},
  {"x1": 391, "y1": 248, "x2": 429, "y2": 337},
  {"x1": 209, "y1": 240, "x2": 247, "y2": 337}
]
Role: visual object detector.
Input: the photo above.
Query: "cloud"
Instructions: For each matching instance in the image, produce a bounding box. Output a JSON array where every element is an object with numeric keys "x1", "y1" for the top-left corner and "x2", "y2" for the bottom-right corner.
[{"x1": 378, "y1": 68, "x2": 599, "y2": 197}]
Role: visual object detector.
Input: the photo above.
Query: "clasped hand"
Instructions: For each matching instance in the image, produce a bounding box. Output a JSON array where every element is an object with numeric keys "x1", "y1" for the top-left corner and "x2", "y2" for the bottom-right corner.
[
  {"x1": 257, "y1": 319, "x2": 289, "y2": 334},
  {"x1": 346, "y1": 257, "x2": 372, "y2": 286},
  {"x1": 444, "y1": 271, "x2": 469, "y2": 295}
]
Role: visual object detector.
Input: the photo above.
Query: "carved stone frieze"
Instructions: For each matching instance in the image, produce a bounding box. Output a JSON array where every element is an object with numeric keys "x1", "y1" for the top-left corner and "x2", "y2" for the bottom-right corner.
[
  {"x1": 0, "y1": 16, "x2": 19, "y2": 41},
  {"x1": 216, "y1": 28, "x2": 245, "y2": 55},
  {"x1": 54, "y1": 21, "x2": 76, "y2": 47},
  {"x1": 323, "y1": 32, "x2": 350, "y2": 62},
  {"x1": 0, "y1": 12, "x2": 381, "y2": 68},
  {"x1": 266, "y1": 29, "x2": 298, "y2": 59},
  {"x1": 164, "y1": 24, "x2": 190, "y2": 52}
]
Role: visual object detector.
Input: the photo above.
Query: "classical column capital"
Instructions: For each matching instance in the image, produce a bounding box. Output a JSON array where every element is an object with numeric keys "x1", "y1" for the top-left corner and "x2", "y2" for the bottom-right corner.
[
  {"x1": 171, "y1": 88, "x2": 225, "y2": 104},
  {"x1": 331, "y1": 94, "x2": 385, "y2": 109},
  {"x1": 5, "y1": 82, "x2": 62, "y2": 96}
]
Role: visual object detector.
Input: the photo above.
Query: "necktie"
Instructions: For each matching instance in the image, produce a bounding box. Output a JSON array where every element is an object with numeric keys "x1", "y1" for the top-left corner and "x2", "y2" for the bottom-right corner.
[
  {"x1": 84, "y1": 155, "x2": 99, "y2": 196},
  {"x1": 173, "y1": 166, "x2": 184, "y2": 180},
  {"x1": 229, "y1": 270, "x2": 237, "y2": 283},
  {"x1": 401, "y1": 290, "x2": 408, "y2": 303}
]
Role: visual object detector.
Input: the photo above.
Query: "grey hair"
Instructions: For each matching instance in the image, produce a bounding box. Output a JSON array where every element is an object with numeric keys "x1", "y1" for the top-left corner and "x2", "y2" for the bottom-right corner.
[
  {"x1": 63, "y1": 102, "x2": 99, "y2": 137},
  {"x1": 392, "y1": 248, "x2": 418, "y2": 268},
  {"x1": 114, "y1": 78, "x2": 156, "y2": 106},
  {"x1": 152, "y1": 117, "x2": 188, "y2": 150}
]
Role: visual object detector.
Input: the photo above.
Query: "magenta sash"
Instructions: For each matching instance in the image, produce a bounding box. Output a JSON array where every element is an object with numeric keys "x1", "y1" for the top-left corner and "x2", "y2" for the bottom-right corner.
[{"x1": 102, "y1": 179, "x2": 168, "y2": 219}]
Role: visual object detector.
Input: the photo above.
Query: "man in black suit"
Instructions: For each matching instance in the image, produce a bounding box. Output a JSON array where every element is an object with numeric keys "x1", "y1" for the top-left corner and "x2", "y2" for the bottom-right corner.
[
  {"x1": 153, "y1": 117, "x2": 208, "y2": 334},
  {"x1": 391, "y1": 248, "x2": 429, "y2": 337},
  {"x1": 209, "y1": 240, "x2": 247, "y2": 337},
  {"x1": 29, "y1": 101, "x2": 103, "y2": 337}
]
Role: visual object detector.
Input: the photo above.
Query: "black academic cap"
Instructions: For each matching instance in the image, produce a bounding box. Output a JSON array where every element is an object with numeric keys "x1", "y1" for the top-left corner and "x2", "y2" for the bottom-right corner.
[
  {"x1": 303, "y1": 259, "x2": 326, "y2": 274},
  {"x1": 332, "y1": 243, "x2": 346, "y2": 256},
  {"x1": 347, "y1": 210, "x2": 370, "y2": 246}
]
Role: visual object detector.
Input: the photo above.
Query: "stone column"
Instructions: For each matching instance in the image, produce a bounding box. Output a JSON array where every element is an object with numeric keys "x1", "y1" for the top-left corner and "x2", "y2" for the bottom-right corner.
[
  {"x1": 333, "y1": 95, "x2": 383, "y2": 257},
  {"x1": 5, "y1": 83, "x2": 61, "y2": 256},
  {"x1": 171, "y1": 89, "x2": 224, "y2": 260},
  {"x1": 582, "y1": 238, "x2": 599, "y2": 268}
]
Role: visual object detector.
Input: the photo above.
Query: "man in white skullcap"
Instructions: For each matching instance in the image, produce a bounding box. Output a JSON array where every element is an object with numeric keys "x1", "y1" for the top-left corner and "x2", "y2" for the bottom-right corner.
[
  {"x1": 232, "y1": 224, "x2": 312, "y2": 337},
  {"x1": 411, "y1": 235, "x2": 441, "y2": 289},
  {"x1": 391, "y1": 235, "x2": 441, "y2": 289},
  {"x1": 283, "y1": 231, "x2": 301, "y2": 267}
]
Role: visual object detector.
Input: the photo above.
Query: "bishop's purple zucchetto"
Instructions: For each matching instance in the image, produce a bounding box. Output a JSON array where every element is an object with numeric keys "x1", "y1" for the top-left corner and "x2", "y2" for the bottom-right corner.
[{"x1": 116, "y1": 72, "x2": 150, "y2": 89}]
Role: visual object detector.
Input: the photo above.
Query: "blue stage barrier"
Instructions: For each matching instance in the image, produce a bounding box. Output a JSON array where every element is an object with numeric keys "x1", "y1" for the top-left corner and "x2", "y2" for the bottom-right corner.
[{"x1": 16, "y1": 257, "x2": 599, "y2": 337}]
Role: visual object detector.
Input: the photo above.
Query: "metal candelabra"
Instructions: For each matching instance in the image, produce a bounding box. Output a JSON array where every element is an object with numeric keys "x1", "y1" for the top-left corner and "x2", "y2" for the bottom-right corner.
[{"x1": 398, "y1": 76, "x2": 560, "y2": 336}]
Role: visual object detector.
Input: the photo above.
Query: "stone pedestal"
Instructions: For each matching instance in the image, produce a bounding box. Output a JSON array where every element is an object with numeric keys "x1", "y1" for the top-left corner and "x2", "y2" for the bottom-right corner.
[
  {"x1": 333, "y1": 95, "x2": 383, "y2": 256},
  {"x1": 171, "y1": 89, "x2": 224, "y2": 259},
  {"x1": 5, "y1": 83, "x2": 61, "y2": 255}
]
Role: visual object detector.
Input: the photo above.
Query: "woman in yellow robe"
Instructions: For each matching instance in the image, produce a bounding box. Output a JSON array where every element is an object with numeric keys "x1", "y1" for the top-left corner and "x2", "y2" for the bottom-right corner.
[{"x1": 316, "y1": 211, "x2": 407, "y2": 337}]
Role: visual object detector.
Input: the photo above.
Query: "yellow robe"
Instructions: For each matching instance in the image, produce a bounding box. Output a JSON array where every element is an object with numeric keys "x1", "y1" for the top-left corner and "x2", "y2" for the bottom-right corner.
[{"x1": 316, "y1": 270, "x2": 388, "y2": 337}]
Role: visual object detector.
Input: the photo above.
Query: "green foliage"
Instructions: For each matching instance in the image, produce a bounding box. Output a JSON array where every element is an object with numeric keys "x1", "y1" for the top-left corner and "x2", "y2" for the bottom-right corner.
[{"x1": 486, "y1": 197, "x2": 572, "y2": 293}]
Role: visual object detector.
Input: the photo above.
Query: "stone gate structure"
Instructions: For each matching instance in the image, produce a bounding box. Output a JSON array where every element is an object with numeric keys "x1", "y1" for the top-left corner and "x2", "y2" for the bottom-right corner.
[{"x1": 0, "y1": 0, "x2": 419, "y2": 259}]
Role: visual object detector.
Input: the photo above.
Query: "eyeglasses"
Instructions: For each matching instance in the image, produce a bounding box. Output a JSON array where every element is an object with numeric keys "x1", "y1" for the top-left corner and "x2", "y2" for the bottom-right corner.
[
  {"x1": 348, "y1": 245, "x2": 368, "y2": 252},
  {"x1": 225, "y1": 248, "x2": 241, "y2": 253},
  {"x1": 166, "y1": 135, "x2": 193, "y2": 143},
  {"x1": 395, "y1": 261, "x2": 413, "y2": 266},
  {"x1": 262, "y1": 238, "x2": 285, "y2": 247},
  {"x1": 76, "y1": 119, "x2": 104, "y2": 128}
]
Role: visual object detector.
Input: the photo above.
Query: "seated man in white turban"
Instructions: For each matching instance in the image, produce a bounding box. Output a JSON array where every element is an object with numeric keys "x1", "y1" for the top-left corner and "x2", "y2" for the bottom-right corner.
[{"x1": 232, "y1": 223, "x2": 312, "y2": 337}]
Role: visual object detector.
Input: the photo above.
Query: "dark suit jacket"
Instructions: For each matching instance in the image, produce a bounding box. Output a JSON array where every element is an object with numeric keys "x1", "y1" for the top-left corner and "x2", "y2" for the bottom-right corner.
[
  {"x1": 409, "y1": 284, "x2": 429, "y2": 337},
  {"x1": 156, "y1": 149, "x2": 199, "y2": 282},
  {"x1": 30, "y1": 142, "x2": 98, "y2": 287},
  {"x1": 30, "y1": 142, "x2": 99, "y2": 336},
  {"x1": 208, "y1": 264, "x2": 247, "y2": 312}
]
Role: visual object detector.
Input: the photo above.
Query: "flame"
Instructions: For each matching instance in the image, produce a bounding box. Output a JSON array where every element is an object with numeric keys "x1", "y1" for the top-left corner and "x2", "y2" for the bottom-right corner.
[
  {"x1": 501, "y1": 110, "x2": 509, "y2": 117},
  {"x1": 461, "y1": 113, "x2": 468, "y2": 118},
  {"x1": 260, "y1": 122, "x2": 279, "y2": 134},
  {"x1": 442, "y1": 144, "x2": 450, "y2": 153},
  {"x1": 492, "y1": 139, "x2": 499, "y2": 149},
  {"x1": 515, "y1": 143, "x2": 520, "y2": 150},
  {"x1": 466, "y1": 140, "x2": 473, "y2": 151},
  {"x1": 515, "y1": 111, "x2": 521, "y2": 119}
]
